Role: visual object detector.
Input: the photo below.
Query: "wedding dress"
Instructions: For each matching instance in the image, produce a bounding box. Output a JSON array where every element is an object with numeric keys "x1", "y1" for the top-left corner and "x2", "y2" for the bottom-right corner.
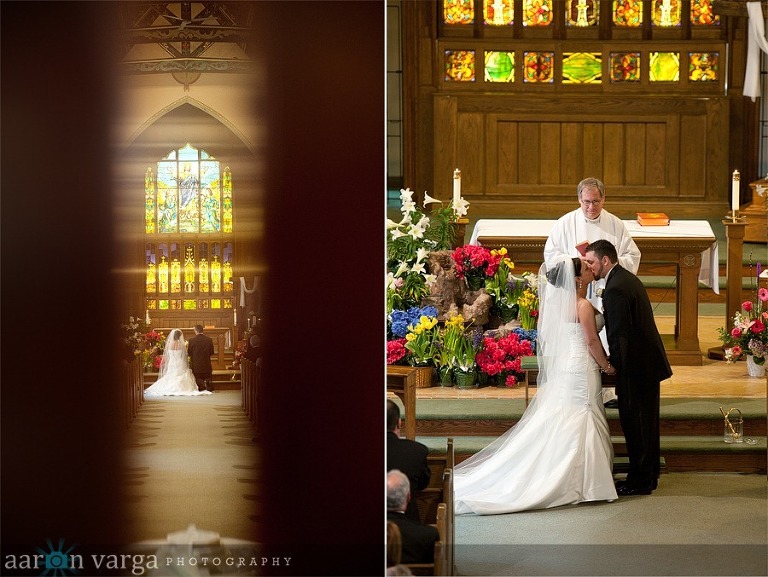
[
  {"x1": 144, "y1": 329, "x2": 212, "y2": 397},
  {"x1": 454, "y1": 258, "x2": 617, "y2": 515}
]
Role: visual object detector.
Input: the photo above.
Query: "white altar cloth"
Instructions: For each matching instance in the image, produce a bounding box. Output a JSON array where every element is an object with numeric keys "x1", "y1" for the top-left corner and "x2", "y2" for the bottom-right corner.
[{"x1": 469, "y1": 219, "x2": 719, "y2": 294}]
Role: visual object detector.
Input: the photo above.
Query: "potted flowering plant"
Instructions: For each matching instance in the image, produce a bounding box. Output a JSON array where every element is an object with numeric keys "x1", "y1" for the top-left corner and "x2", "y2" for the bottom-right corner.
[
  {"x1": 121, "y1": 316, "x2": 167, "y2": 371},
  {"x1": 454, "y1": 327, "x2": 482, "y2": 389},
  {"x1": 476, "y1": 330, "x2": 535, "y2": 387},
  {"x1": 433, "y1": 313, "x2": 468, "y2": 386},
  {"x1": 484, "y1": 248, "x2": 527, "y2": 323},
  {"x1": 387, "y1": 189, "x2": 462, "y2": 312},
  {"x1": 719, "y1": 290, "x2": 768, "y2": 375},
  {"x1": 404, "y1": 313, "x2": 439, "y2": 367},
  {"x1": 517, "y1": 272, "x2": 540, "y2": 330},
  {"x1": 452, "y1": 244, "x2": 500, "y2": 291}
]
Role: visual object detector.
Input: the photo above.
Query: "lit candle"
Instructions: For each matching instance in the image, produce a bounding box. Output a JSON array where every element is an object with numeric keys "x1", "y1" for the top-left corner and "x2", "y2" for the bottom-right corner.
[
  {"x1": 732, "y1": 170, "x2": 740, "y2": 212},
  {"x1": 453, "y1": 168, "x2": 461, "y2": 204},
  {"x1": 145, "y1": 310, "x2": 150, "y2": 325},
  {"x1": 234, "y1": 309, "x2": 237, "y2": 325}
]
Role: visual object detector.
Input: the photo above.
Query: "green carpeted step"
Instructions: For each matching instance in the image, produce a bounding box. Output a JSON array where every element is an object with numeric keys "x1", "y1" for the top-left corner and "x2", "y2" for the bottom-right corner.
[
  {"x1": 410, "y1": 397, "x2": 766, "y2": 421},
  {"x1": 419, "y1": 435, "x2": 767, "y2": 457}
]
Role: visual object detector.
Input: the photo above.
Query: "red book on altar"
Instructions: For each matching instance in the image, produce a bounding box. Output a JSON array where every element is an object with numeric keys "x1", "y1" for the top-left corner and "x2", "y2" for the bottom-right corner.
[{"x1": 637, "y1": 212, "x2": 670, "y2": 226}]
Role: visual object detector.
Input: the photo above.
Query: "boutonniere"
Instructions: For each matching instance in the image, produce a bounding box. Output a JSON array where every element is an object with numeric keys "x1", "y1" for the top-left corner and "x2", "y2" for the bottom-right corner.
[{"x1": 595, "y1": 287, "x2": 605, "y2": 298}]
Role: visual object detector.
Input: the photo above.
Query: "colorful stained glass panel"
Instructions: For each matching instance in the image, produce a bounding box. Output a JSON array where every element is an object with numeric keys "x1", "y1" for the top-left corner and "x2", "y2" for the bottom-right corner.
[
  {"x1": 613, "y1": 0, "x2": 642, "y2": 27},
  {"x1": 484, "y1": 0, "x2": 513, "y2": 25},
  {"x1": 145, "y1": 168, "x2": 155, "y2": 233},
  {"x1": 649, "y1": 52, "x2": 680, "y2": 82},
  {"x1": 222, "y1": 168, "x2": 233, "y2": 233},
  {"x1": 523, "y1": 0, "x2": 553, "y2": 26},
  {"x1": 523, "y1": 52, "x2": 554, "y2": 83},
  {"x1": 691, "y1": 0, "x2": 719, "y2": 26},
  {"x1": 445, "y1": 50, "x2": 476, "y2": 82},
  {"x1": 444, "y1": 0, "x2": 474, "y2": 24},
  {"x1": 178, "y1": 162, "x2": 200, "y2": 233},
  {"x1": 689, "y1": 52, "x2": 719, "y2": 82},
  {"x1": 652, "y1": 0, "x2": 681, "y2": 27},
  {"x1": 566, "y1": 0, "x2": 598, "y2": 27},
  {"x1": 562, "y1": 52, "x2": 602, "y2": 84},
  {"x1": 485, "y1": 51, "x2": 515, "y2": 82},
  {"x1": 610, "y1": 52, "x2": 641, "y2": 82}
]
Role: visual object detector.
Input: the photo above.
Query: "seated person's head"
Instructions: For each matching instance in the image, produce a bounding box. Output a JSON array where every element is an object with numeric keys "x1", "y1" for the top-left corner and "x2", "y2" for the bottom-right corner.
[
  {"x1": 386, "y1": 521, "x2": 402, "y2": 568},
  {"x1": 387, "y1": 469, "x2": 410, "y2": 512},
  {"x1": 386, "y1": 399, "x2": 401, "y2": 433}
]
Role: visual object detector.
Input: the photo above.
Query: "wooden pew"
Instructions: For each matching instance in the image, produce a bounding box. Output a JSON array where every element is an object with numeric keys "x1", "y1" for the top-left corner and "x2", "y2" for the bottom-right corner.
[
  {"x1": 403, "y1": 502, "x2": 448, "y2": 577},
  {"x1": 415, "y1": 438, "x2": 454, "y2": 524},
  {"x1": 387, "y1": 366, "x2": 418, "y2": 440}
]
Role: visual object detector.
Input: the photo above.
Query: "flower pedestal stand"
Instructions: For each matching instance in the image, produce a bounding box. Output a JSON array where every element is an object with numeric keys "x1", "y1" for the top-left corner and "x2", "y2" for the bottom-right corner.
[{"x1": 746, "y1": 356, "x2": 766, "y2": 378}]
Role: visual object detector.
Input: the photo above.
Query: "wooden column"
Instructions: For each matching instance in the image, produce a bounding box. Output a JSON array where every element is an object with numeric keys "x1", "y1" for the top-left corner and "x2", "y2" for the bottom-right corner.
[{"x1": 709, "y1": 219, "x2": 748, "y2": 359}]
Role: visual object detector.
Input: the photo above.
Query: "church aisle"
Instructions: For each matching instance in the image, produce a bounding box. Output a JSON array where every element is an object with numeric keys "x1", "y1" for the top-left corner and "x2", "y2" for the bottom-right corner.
[{"x1": 122, "y1": 390, "x2": 262, "y2": 545}]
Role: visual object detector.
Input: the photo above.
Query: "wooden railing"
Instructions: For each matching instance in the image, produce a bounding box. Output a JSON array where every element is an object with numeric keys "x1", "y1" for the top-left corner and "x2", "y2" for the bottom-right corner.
[
  {"x1": 241, "y1": 357, "x2": 261, "y2": 435},
  {"x1": 122, "y1": 357, "x2": 144, "y2": 428}
]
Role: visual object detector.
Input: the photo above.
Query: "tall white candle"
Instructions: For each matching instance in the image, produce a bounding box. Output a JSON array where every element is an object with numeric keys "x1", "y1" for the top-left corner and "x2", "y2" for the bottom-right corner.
[
  {"x1": 732, "y1": 170, "x2": 740, "y2": 212},
  {"x1": 234, "y1": 309, "x2": 237, "y2": 325},
  {"x1": 145, "y1": 310, "x2": 150, "y2": 325},
  {"x1": 453, "y1": 168, "x2": 461, "y2": 204}
]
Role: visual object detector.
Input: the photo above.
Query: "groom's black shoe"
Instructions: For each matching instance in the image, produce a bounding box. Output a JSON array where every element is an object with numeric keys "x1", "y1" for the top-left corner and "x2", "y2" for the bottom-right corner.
[{"x1": 616, "y1": 483, "x2": 653, "y2": 496}]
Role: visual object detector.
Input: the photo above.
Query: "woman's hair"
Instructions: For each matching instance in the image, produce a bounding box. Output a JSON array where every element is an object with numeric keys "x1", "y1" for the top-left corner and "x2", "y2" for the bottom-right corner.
[
  {"x1": 545, "y1": 257, "x2": 581, "y2": 287},
  {"x1": 171, "y1": 329, "x2": 182, "y2": 341}
]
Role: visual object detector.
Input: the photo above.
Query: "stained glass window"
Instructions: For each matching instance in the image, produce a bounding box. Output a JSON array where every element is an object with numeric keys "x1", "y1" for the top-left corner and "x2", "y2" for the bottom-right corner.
[
  {"x1": 523, "y1": 52, "x2": 554, "y2": 83},
  {"x1": 444, "y1": 0, "x2": 473, "y2": 24},
  {"x1": 562, "y1": 52, "x2": 602, "y2": 84},
  {"x1": 613, "y1": 1, "x2": 642, "y2": 27},
  {"x1": 485, "y1": 51, "x2": 515, "y2": 82},
  {"x1": 649, "y1": 52, "x2": 680, "y2": 82},
  {"x1": 144, "y1": 143, "x2": 235, "y2": 313},
  {"x1": 445, "y1": 50, "x2": 476, "y2": 82},
  {"x1": 691, "y1": 0, "x2": 719, "y2": 26},
  {"x1": 689, "y1": 52, "x2": 719, "y2": 82},
  {"x1": 523, "y1": 0, "x2": 553, "y2": 27},
  {"x1": 652, "y1": 0, "x2": 681, "y2": 27},
  {"x1": 484, "y1": 0, "x2": 513, "y2": 25},
  {"x1": 566, "y1": 0, "x2": 598, "y2": 27},
  {"x1": 610, "y1": 52, "x2": 641, "y2": 82}
]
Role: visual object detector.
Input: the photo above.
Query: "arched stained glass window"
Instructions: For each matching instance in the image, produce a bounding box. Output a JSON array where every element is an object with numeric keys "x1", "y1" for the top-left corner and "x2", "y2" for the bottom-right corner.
[
  {"x1": 144, "y1": 143, "x2": 235, "y2": 314},
  {"x1": 145, "y1": 143, "x2": 232, "y2": 234}
]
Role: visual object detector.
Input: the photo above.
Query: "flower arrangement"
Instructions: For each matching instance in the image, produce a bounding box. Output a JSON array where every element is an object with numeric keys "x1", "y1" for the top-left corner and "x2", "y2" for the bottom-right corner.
[
  {"x1": 476, "y1": 330, "x2": 535, "y2": 387},
  {"x1": 719, "y1": 292, "x2": 768, "y2": 365},
  {"x1": 434, "y1": 313, "x2": 468, "y2": 370},
  {"x1": 387, "y1": 338, "x2": 408, "y2": 365},
  {"x1": 121, "y1": 316, "x2": 167, "y2": 371},
  {"x1": 387, "y1": 188, "x2": 465, "y2": 312},
  {"x1": 452, "y1": 244, "x2": 501, "y2": 290}
]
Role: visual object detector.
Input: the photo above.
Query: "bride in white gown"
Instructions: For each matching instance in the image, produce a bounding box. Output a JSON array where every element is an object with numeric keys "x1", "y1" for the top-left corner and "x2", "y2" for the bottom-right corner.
[
  {"x1": 144, "y1": 329, "x2": 212, "y2": 397},
  {"x1": 454, "y1": 256, "x2": 618, "y2": 515}
]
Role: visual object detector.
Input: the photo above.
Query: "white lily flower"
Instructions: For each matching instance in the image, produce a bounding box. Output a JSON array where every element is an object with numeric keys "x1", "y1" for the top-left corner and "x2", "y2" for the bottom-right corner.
[
  {"x1": 386, "y1": 272, "x2": 397, "y2": 290},
  {"x1": 386, "y1": 219, "x2": 400, "y2": 230},
  {"x1": 390, "y1": 228, "x2": 406, "y2": 241},
  {"x1": 394, "y1": 261, "x2": 409, "y2": 277},
  {"x1": 411, "y1": 262, "x2": 426, "y2": 275},
  {"x1": 451, "y1": 197, "x2": 470, "y2": 218},
  {"x1": 407, "y1": 224, "x2": 424, "y2": 240},
  {"x1": 423, "y1": 273, "x2": 437, "y2": 285},
  {"x1": 400, "y1": 188, "x2": 414, "y2": 203},
  {"x1": 400, "y1": 199, "x2": 417, "y2": 216},
  {"x1": 423, "y1": 192, "x2": 442, "y2": 207},
  {"x1": 415, "y1": 247, "x2": 429, "y2": 263}
]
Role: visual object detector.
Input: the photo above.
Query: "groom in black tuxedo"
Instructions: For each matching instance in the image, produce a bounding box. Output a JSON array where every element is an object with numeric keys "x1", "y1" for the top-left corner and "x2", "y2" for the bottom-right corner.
[
  {"x1": 188, "y1": 324, "x2": 215, "y2": 392},
  {"x1": 585, "y1": 239, "x2": 673, "y2": 496}
]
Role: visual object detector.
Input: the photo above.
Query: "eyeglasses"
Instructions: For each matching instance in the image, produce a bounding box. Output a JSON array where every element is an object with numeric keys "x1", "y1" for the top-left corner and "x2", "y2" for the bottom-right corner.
[{"x1": 580, "y1": 199, "x2": 603, "y2": 207}]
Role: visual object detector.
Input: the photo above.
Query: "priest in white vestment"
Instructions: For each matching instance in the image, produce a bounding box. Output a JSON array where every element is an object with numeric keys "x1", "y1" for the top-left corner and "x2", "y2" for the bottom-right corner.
[{"x1": 544, "y1": 177, "x2": 641, "y2": 405}]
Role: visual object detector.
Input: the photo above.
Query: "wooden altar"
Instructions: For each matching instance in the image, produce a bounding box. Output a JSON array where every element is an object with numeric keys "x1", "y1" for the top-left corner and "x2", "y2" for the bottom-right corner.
[
  {"x1": 472, "y1": 220, "x2": 718, "y2": 366},
  {"x1": 154, "y1": 327, "x2": 231, "y2": 370}
]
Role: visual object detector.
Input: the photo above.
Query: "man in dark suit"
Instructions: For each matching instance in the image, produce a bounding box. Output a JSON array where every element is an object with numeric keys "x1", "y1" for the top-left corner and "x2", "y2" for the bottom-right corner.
[
  {"x1": 585, "y1": 239, "x2": 673, "y2": 496},
  {"x1": 187, "y1": 324, "x2": 215, "y2": 392},
  {"x1": 387, "y1": 399, "x2": 431, "y2": 521},
  {"x1": 386, "y1": 469, "x2": 439, "y2": 565}
]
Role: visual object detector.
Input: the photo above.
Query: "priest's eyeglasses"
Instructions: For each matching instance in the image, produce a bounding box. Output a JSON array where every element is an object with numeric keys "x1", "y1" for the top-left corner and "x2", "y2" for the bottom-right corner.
[{"x1": 580, "y1": 199, "x2": 603, "y2": 207}]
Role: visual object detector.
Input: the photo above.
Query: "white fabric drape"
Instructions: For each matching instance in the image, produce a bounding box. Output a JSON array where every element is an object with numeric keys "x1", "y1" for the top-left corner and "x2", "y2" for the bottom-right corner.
[
  {"x1": 239, "y1": 276, "x2": 259, "y2": 308},
  {"x1": 744, "y1": 1, "x2": 768, "y2": 101}
]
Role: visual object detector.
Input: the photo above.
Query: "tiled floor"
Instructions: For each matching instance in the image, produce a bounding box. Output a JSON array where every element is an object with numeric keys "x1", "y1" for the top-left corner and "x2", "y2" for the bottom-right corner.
[{"x1": 416, "y1": 316, "x2": 767, "y2": 400}]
